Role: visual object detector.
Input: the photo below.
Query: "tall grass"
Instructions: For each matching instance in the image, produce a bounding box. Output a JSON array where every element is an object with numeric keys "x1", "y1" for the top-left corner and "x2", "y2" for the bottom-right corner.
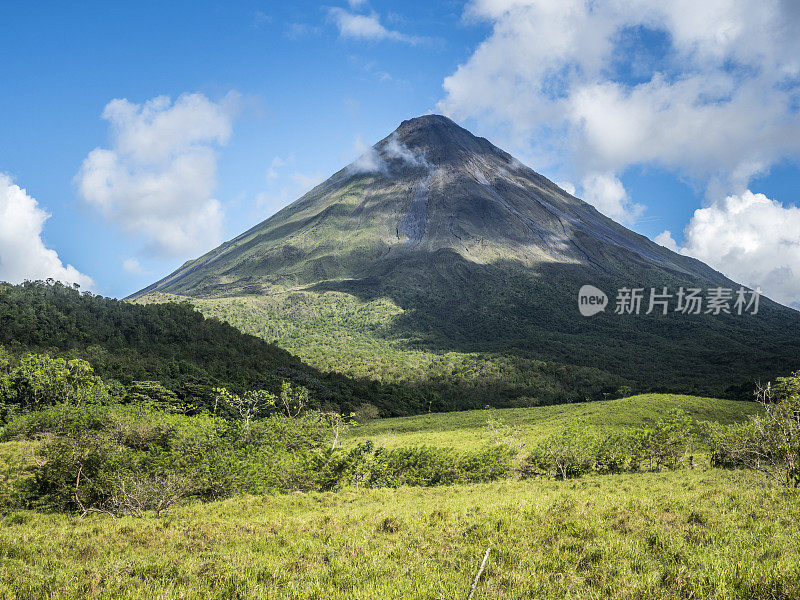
[{"x1": 0, "y1": 469, "x2": 797, "y2": 599}]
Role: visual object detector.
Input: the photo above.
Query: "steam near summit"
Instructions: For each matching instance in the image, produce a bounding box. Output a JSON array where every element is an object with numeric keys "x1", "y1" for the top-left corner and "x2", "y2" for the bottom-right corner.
[{"x1": 133, "y1": 115, "x2": 800, "y2": 399}]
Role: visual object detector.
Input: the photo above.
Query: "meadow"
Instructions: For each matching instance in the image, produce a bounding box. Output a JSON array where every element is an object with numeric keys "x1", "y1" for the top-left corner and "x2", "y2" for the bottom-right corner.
[
  {"x1": 346, "y1": 394, "x2": 758, "y2": 450},
  {"x1": 1, "y1": 469, "x2": 797, "y2": 599},
  {"x1": 2, "y1": 393, "x2": 795, "y2": 599}
]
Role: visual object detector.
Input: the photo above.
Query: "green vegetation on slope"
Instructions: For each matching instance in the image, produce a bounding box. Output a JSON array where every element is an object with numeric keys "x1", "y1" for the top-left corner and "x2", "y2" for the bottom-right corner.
[
  {"x1": 1, "y1": 471, "x2": 798, "y2": 599},
  {"x1": 346, "y1": 394, "x2": 759, "y2": 450},
  {"x1": 139, "y1": 291, "x2": 637, "y2": 412},
  {"x1": 0, "y1": 281, "x2": 418, "y2": 415},
  {"x1": 128, "y1": 114, "x2": 800, "y2": 405}
]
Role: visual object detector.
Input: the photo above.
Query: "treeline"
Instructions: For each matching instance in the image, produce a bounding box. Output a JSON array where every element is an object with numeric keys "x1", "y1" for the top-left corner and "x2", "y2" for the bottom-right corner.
[
  {"x1": 178, "y1": 290, "x2": 639, "y2": 411},
  {"x1": 0, "y1": 282, "x2": 638, "y2": 416},
  {"x1": 0, "y1": 282, "x2": 432, "y2": 416}
]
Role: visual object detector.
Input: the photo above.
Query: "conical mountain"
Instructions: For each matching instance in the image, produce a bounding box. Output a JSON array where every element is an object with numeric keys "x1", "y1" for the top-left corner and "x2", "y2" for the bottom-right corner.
[{"x1": 133, "y1": 115, "x2": 800, "y2": 406}]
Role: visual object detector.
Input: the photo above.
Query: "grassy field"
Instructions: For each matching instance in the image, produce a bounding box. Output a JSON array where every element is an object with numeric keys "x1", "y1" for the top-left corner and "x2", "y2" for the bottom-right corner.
[
  {"x1": 1, "y1": 394, "x2": 785, "y2": 599},
  {"x1": 1, "y1": 469, "x2": 797, "y2": 599},
  {"x1": 346, "y1": 394, "x2": 758, "y2": 450}
]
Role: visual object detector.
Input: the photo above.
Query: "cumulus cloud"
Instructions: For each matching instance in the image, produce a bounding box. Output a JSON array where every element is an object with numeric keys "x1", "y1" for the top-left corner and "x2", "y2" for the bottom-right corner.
[
  {"x1": 654, "y1": 230, "x2": 680, "y2": 252},
  {"x1": 76, "y1": 92, "x2": 239, "y2": 258},
  {"x1": 657, "y1": 191, "x2": 800, "y2": 307},
  {"x1": 580, "y1": 172, "x2": 644, "y2": 225},
  {"x1": 0, "y1": 174, "x2": 93, "y2": 288},
  {"x1": 328, "y1": 7, "x2": 420, "y2": 44},
  {"x1": 346, "y1": 133, "x2": 429, "y2": 175},
  {"x1": 439, "y1": 0, "x2": 800, "y2": 204}
]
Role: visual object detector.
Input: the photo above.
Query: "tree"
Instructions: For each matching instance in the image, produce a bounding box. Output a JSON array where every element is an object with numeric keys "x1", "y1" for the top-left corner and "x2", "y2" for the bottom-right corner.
[
  {"x1": 710, "y1": 374, "x2": 800, "y2": 487},
  {"x1": 6, "y1": 353, "x2": 109, "y2": 410},
  {"x1": 542, "y1": 429, "x2": 592, "y2": 480},
  {"x1": 757, "y1": 374, "x2": 800, "y2": 486},
  {"x1": 321, "y1": 411, "x2": 356, "y2": 449},
  {"x1": 214, "y1": 387, "x2": 275, "y2": 428},
  {"x1": 353, "y1": 403, "x2": 380, "y2": 424},
  {"x1": 124, "y1": 380, "x2": 179, "y2": 408},
  {"x1": 279, "y1": 381, "x2": 309, "y2": 418}
]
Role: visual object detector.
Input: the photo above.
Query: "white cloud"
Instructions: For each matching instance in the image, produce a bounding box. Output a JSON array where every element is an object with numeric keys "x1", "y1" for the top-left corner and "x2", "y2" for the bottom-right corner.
[
  {"x1": 0, "y1": 174, "x2": 93, "y2": 288},
  {"x1": 556, "y1": 181, "x2": 575, "y2": 196},
  {"x1": 654, "y1": 230, "x2": 680, "y2": 252},
  {"x1": 76, "y1": 92, "x2": 239, "y2": 258},
  {"x1": 291, "y1": 172, "x2": 325, "y2": 192},
  {"x1": 347, "y1": 137, "x2": 385, "y2": 174},
  {"x1": 661, "y1": 191, "x2": 800, "y2": 307},
  {"x1": 346, "y1": 133, "x2": 430, "y2": 175},
  {"x1": 122, "y1": 258, "x2": 149, "y2": 275},
  {"x1": 255, "y1": 155, "x2": 326, "y2": 213},
  {"x1": 252, "y1": 10, "x2": 272, "y2": 28},
  {"x1": 266, "y1": 156, "x2": 288, "y2": 180},
  {"x1": 328, "y1": 7, "x2": 419, "y2": 44},
  {"x1": 580, "y1": 173, "x2": 644, "y2": 225},
  {"x1": 439, "y1": 0, "x2": 800, "y2": 204}
]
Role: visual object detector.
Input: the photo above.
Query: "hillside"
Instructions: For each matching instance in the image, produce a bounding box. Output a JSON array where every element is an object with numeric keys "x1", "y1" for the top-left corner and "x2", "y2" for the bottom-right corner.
[
  {"x1": 346, "y1": 394, "x2": 758, "y2": 450},
  {"x1": 0, "y1": 281, "x2": 391, "y2": 412},
  {"x1": 132, "y1": 115, "x2": 800, "y2": 404}
]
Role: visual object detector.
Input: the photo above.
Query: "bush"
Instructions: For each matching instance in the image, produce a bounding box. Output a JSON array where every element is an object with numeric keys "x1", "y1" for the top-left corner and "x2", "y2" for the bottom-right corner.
[
  {"x1": 592, "y1": 434, "x2": 628, "y2": 474},
  {"x1": 353, "y1": 403, "x2": 380, "y2": 424},
  {"x1": 542, "y1": 429, "x2": 594, "y2": 480},
  {"x1": 709, "y1": 373, "x2": 800, "y2": 486}
]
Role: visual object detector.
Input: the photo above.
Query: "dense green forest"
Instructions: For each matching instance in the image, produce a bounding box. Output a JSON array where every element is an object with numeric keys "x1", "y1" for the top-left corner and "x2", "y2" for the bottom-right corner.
[
  {"x1": 0, "y1": 281, "x2": 392, "y2": 414},
  {"x1": 0, "y1": 282, "x2": 634, "y2": 416}
]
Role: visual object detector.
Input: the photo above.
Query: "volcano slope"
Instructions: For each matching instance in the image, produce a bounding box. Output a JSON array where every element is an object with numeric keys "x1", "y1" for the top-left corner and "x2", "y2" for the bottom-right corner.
[{"x1": 132, "y1": 115, "x2": 800, "y2": 413}]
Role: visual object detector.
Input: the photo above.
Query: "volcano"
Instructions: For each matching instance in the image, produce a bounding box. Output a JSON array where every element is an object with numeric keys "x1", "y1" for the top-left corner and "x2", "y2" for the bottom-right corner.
[{"x1": 132, "y1": 115, "x2": 800, "y2": 404}]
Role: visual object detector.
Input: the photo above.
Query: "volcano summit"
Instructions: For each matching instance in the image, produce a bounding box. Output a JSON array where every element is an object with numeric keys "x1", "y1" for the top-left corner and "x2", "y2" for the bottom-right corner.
[{"x1": 133, "y1": 115, "x2": 800, "y2": 407}]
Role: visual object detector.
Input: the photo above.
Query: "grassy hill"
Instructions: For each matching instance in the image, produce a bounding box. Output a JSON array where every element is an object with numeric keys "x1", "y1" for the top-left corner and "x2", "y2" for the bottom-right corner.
[
  {"x1": 1, "y1": 390, "x2": 791, "y2": 598},
  {"x1": 347, "y1": 394, "x2": 758, "y2": 450}
]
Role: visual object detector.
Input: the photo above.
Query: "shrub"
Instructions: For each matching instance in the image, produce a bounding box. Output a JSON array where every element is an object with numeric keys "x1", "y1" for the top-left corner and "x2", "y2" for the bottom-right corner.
[
  {"x1": 353, "y1": 403, "x2": 380, "y2": 424},
  {"x1": 542, "y1": 429, "x2": 593, "y2": 480},
  {"x1": 592, "y1": 434, "x2": 628, "y2": 474},
  {"x1": 709, "y1": 374, "x2": 800, "y2": 486}
]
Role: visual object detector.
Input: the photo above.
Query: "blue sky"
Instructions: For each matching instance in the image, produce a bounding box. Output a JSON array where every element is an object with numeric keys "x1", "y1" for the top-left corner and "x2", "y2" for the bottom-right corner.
[{"x1": 1, "y1": 0, "x2": 799, "y2": 304}]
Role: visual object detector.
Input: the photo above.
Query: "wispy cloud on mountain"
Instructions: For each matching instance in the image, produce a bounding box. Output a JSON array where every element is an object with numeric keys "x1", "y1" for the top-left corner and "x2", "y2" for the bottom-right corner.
[
  {"x1": 0, "y1": 174, "x2": 93, "y2": 288},
  {"x1": 256, "y1": 154, "x2": 325, "y2": 213},
  {"x1": 346, "y1": 133, "x2": 429, "y2": 175},
  {"x1": 76, "y1": 92, "x2": 240, "y2": 261}
]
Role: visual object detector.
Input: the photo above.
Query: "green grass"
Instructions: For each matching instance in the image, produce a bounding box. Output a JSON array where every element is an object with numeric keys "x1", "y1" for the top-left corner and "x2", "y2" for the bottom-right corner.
[
  {"x1": 0, "y1": 395, "x2": 786, "y2": 598},
  {"x1": 1, "y1": 469, "x2": 797, "y2": 599},
  {"x1": 347, "y1": 394, "x2": 758, "y2": 450}
]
